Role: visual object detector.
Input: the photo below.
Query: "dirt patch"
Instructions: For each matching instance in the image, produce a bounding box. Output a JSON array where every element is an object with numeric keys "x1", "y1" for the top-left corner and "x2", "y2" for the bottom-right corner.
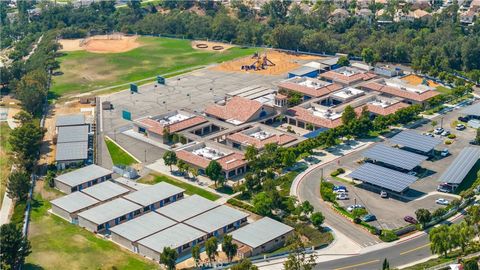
[
  {"x1": 59, "y1": 35, "x2": 141, "y2": 54},
  {"x1": 401, "y1": 74, "x2": 440, "y2": 88},
  {"x1": 211, "y1": 50, "x2": 322, "y2": 75},
  {"x1": 191, "y1": 40, "x2": 235, "y2": 52}
]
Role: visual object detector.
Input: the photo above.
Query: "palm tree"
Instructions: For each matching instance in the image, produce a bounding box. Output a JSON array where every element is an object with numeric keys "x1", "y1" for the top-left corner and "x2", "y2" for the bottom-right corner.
[
  {"x1": 191, "y1": 245, "x2": 201, "y2": 268},
  {"x1": 222, "y1": 235, "x2": 238, "y2": 262}
]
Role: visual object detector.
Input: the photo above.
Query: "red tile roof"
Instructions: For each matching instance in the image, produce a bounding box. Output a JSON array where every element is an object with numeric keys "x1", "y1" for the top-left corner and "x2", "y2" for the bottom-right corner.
[
  {"x1": 176, "y1": 150, "x2": 247, "y2": 171},
  {"x1": 363, "y1": 82, "x2": 440, "y2": 102},
  {"x1": 366, "y1": 102, "x2": 410, "y2": 116},
  {"x1": 321, "y1": 70, "x2": 376, "y2": 85},
  {"x1": 287, "y1": 107, "x2": 343, "y2": 129},
  {"x1": 278, "y1": 81, "x2": 343, "y2": 98},
  {"x1": 227, "y1": 132, "x2": 297, "y2": 149},
  {"x1": 204, "y1": 96, "x2": 265, "y2": 124},
  {"x1": 137, "y1": 116, "x2": 207, "y2": 135}
]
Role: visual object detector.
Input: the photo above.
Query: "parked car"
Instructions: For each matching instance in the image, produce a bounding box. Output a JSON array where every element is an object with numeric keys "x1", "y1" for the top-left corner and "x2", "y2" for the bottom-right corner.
[
  {"x1": 336, "y1": 193, "x2": 349, "y2": 200},
  {"x1": 333, "y1": 185, "x2": 347, "y2": 191},
  {"x1": 347, "y1": 204, "x2": 364, "y2": 212},
  {"x1": 469, "y1": 140, "x2": 480, "y2": 145},
  {"x1": 456, "y1": 124, "x2": 466, "y2": 131},
  {"x1": 434, "y1": 127, "x2": 444, "y2": 135},
  {"x1": 440, "y1": 148, "x2": 449, "y2": 157},
  {"x1": 407, "y1": 171, "x2": 417, "y2": 176},
  {"x1": 334, "y1": 189, "x2": 347, "y2": 194},
  {"x1": 437, "y1": 183, "x2": 454, "y2": 193},
  {"x1": 458, "y1": 116, "x2": 471, "y2": 122},
  {"x1": 441, "y1": 130, "x2": 451, "y2": 136},
  {"x1": 380, "y1": 190, "x2": 388, "y2": 198},
  {"x1": 404, "y1": 216, "x2": 418, "y2": 224},
  {"x1": 362, "y1": 214, "x2": 377, "y2": 222},
  {"x1": 423, "y1": 132, "x2": 434, "y2": 137},
  {"x1": 436, "y1": 198, "x2": 450, "y2": 205}
]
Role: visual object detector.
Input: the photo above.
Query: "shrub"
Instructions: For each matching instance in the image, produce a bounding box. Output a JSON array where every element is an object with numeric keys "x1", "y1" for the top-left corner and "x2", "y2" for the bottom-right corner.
[
  {"x1": 447, "y1": 134, "x2": 456, "y2": 139},
  {"x1": 330, "y1": 168, "x2": 345, "y2": 177},
  {"x1": 320, "y1": 181, "x2": 336, "y2": 203},
  {"x1": 380, "y1": 230, "x2": 399, "y2": 242},
  {"x1": 445, "y1": 140, "x2": 452, "y2": 145},
  {"x1": 227, "y1": 199, "x2": 256, "y2": 213},
  {"x1": 337, "y1": 168, "x2": 345, "y2": 174}
]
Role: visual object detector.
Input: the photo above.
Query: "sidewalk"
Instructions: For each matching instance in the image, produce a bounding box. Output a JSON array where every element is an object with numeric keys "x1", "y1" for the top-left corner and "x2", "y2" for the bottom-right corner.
[{"x1": 0, "y1": 193, "x2": 13, "y2": 225}]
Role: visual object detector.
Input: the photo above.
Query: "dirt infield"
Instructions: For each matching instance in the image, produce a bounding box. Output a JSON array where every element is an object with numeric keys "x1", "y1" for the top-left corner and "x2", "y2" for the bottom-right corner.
[
  {"x1": 59, "y1": 35, "x2": 141, "y2": 53},
  {"x1": 211, "y1": 50, "x2": 322, "y2": 75},
  {"x1": 191, "y1": 40, "x2": 234, "y2": 52}
]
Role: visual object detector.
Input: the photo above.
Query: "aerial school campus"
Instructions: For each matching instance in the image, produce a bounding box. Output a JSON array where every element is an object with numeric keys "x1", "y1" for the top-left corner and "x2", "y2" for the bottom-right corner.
[{"x1": 1, "y1": 1, "x2": 480, "y2": 270}]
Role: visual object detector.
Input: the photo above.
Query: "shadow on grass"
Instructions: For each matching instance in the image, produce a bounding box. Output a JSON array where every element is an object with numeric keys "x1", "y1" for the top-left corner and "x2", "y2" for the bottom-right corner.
[{"x1": 23, "y1": 263, "x2": 45, "y2": 270}]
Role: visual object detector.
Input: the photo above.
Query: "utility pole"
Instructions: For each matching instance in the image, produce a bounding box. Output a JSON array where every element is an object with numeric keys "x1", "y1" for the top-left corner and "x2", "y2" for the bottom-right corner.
[{"x1": 144, "y1": 149, "x2": 147, "y2": 162}]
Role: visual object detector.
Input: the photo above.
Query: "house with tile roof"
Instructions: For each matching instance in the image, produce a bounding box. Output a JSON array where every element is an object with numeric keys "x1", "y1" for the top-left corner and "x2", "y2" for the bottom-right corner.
[
  {"x1": 133, "y1": 110, "x2": 207, "y2": 143},
  {"x1": 320, "y1": 66, "x2": 377, "y2": 86},
  {"x1": 225, "y1": 124, "x2": 300, "y2": 151},
  {"x1": 204, "y1": 96, "x2": 276, "y2": 125},
  {"x1": 278, "y1": 77, "x2": 343, "y2": 100},
  {"x1": 175, "y1": 142, "x2": 247, "y2": 179}
]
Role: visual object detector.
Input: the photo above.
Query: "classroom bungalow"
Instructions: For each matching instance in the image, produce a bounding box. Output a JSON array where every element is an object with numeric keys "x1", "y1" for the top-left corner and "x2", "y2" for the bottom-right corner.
[
  {"x1": 231, "y1": 217, "x2": 294, "y2": 258},
  {"x1": 78, "y1": 198, "x2": 143, "y2": 233},
  {"x1": 137, "y1": 223, "x2": 206, "y2": 260},
  {"x1": 175, "y1": 142, "x2": 248, "y2": 179},
  {"x1": 55, "y1": 114, "x2": 88, "y2": 133},
  {"x1": 123, "y1": 182, "x2": 184, "y2": 212},
  {"x1": 80, "y1": 180, "x2": 130, "y2": 202},
  {"x1": 110, "y1": 212, "x2": 176, "y2": 252},
  {"x1": 54, "y1": 164, "x2": 113, "y2": 194},
  {"x1": 277, "y1": 77, "x2": 343, "y2": 100},
  {"x1": 184, "y1": 205, "x2": 249, "y2": 238},
  {"x1": 156, "y1": 194, "x2": 219, "y2": 222},
  {"x1": 50, "y1": 192, "x2": 100, "y2": 223},
  {"x1": 133, "y1": 110, "x2": 207, "y2": 144},
  {"x1": 320, "y1": 66, "x2": 376, "y2": 86}
]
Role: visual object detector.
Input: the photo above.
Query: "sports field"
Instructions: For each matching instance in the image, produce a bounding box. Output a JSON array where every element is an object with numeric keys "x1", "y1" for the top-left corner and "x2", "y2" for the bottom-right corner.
[{"x1": 51, "y1": 36, "x2": 257, "y2": 96}]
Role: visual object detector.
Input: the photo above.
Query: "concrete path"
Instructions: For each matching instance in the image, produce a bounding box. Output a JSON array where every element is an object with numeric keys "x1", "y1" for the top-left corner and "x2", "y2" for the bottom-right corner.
[{"x1": 0, "y1": 192, "x2": 13, "y2": 225}]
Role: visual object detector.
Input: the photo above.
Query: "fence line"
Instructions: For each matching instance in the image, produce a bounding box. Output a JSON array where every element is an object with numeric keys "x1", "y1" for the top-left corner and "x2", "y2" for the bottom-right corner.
[{"x1": 425, "y1": 251, "x2": 480, "y2": 270}]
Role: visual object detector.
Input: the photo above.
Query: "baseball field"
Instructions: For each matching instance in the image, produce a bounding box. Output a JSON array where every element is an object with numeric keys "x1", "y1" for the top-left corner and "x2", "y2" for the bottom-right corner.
[{"x1": 52, "y1": 36, "x2": 257, "y2": 96}]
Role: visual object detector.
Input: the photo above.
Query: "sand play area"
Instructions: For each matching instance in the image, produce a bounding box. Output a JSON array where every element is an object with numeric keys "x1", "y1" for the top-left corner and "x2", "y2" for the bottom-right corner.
[
  {"x1": 212, "y1": 50, "x2": 322, "y2": 75},
  {"x1": 402, "y1": 74, "x2": 441, "y2": 88},
  {"x1": 59, "y1": 34, "x2": 141, "y2": 53},
  {"x1": 191, "y1": 40, "x2": 235, "y2": 52}
]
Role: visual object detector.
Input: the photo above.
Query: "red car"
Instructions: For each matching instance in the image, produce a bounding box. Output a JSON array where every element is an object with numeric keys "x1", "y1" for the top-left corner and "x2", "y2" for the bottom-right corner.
[{"x1": 404, "y1": 216, "x2": 417, "y2": 224}]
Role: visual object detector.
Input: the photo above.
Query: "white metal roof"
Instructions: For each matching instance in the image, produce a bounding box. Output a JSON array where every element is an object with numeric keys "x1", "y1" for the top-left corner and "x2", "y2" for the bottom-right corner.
[
  {"x1": 230, "y1": 217, "x2": 293, "y2": 248},
  {"x1": 184, "y1": 205, "x2": 249, "y2": 233},
  {"x1": 78, "y1": 198, "x2": 142, "y2": 225},
  {"x1": 156, "y1": 195, "x2": 219, "y2": 222},
  {"x1": 137, "y1": 223, "x2": 205, "y2": 252},
  {"x1": 51, "y1": 192, "x2": 99, "y2": 213},
  {"x1": 81, "y1": 181, "x2": 130, "y2": 201},
  {"x1": 56, "y1": 114, "x2": 85, "y2": 127},
  {"x1": 57, "y1": 125, "x2": 89, "y2": 143},
  {"x1": 123, "y1": 182, "x2": 184, "y2": 207},
  {"x1": 55, "y1": 165, "x2": 112, "y2": 187},
  {"x1": 55, "y1": 141, "x2": 88, "y2": 162},
  {"x1": 109, "y1": 212, "x2": 176, "y2": 242}
]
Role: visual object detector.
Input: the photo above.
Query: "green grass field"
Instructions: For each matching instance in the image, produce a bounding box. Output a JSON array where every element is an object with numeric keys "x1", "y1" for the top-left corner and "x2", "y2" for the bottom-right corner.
[
  {"x1": 0, "y1": 122, "x2": 12, "y2": 208},
  {"x1": 105, "y1": 138, "x2": 137, "y2": 166},
  {"x1": 51, "y1": 37, "x2": 257, "y2": 96},
  {"x1": 25, "y1": 194, "x2": 158, "y2": 270},
  {"x1": 139, "y1": 174, "x2": 220, "y2": 201}
]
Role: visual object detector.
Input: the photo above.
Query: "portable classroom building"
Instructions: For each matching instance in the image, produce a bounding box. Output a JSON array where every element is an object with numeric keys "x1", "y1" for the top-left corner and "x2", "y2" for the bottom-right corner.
[
  {"x1": 123, "y1": 182, "x2": 185, "y2": 212},
  {"x1": 54, "y1": 165, "x2": 113, "y2": 194},
  {"x1": 50, "y1": 192, "x2": 100, "y2": 223}
]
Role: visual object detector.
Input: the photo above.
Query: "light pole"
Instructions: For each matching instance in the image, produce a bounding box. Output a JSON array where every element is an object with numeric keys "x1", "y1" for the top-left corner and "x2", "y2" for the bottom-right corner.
[
  {"x1": 187, "y1": 93, "x2": 191, "y2": 102},
  {"x1": 163, "y1": 101, "x2": 167, "y2": 111}
]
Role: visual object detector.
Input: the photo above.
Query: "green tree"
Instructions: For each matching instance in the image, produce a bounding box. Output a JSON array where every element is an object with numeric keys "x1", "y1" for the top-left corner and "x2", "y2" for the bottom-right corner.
[
  {"x1": 206, "y1": 160, "x2": 224, "y2": 186},
  {"x1": 451, "y1": 222, "x2": 475, "y2": 254},
  {"x1": 205, "y1": 237, "x2": 218, "y2": 263},
  {"x1": 269, "y1": 24, "x2": 304, "y2": 50},
  {"x1": 361, "y1": 47, "x2": 377, "y2": 65},
  {"x1": 283, "y1": 233, "x2": 317, "y2": 270},
  {"x1": 159, "y1": 247, "x2": 178, "y2": 270},
  {"x1": 222, "y1": 235, "x2": 238, "y2": 262},
  {"x1": 12, "y1": 111, "x2": 32, "y2": 125},
  {"x1": 191, "y1": 245, "x2": 201, "y2": 268},
  {"x1": 431, "y1": 120, "x2": 438, "y2": 128},
  {"x1": 282, "y1": 150, "x2": 297, "y2": 168},
  {"x1": 162, "y1": 151, "x2": 177, "y2": 171},
  {"x1": 245, "y1": 145, "x2": 258, "y2": 163},
  {"x1": 382, "y1": 258, "x2": 390, "y2": 270},
  {"x1": 7, "y1": 171, "x2": 31, "y2": 202},
  {"x1": 253, "y1": 192, "x2": 274, "y2": 216},
  {"x1": 415, "y1": 208, "x2": 432, "y2": 228},
  {"x1": 310, "y1": 212, "x2": 325, "y2": 230},
  {"x1": 476, "y1": 128, "x2": 480, "y2": 144},
  {"x1": 464, "y1": 259, "x2": 479, "y2": 270},
  {"x1": 342, "y1": 105, "x2": 357, "y2": 126},
  {"x1": 337, "y1": 56, "x2": 350, "y2": 67},
  {"x1": 466, "y1": 205, "x2": 480, "y2": 226},
  {"x1": 0, "y1": 223, "x2": 31, "y2": 270},
  {"x1": 189, "y1": 167, "x2": 199, "y2": 180},
  {"x1": 176, "y1": 159, "x2": 187, "y2": 175},
  {"x1": 301, "y1": 201, "x2": 314, "y2": 217},
  {"x1": 9, "y1": 122, "x2": 44, "y2": 171},
  {"x1": 231, "y1": 259, "x2": 258, "y2": 270},
  {"x1": 429, "y1": 225, "x2": 451, "y2": 257},
  {"x1": 14, "y1": 69, "x2": 49, "y2": 115}
]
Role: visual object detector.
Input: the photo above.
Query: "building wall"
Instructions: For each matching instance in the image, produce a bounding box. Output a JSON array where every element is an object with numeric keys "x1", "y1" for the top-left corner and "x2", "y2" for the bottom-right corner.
[
  {"x1": 138, "y1": 244, "x2": 161, "y2": 262},
  {"x1": 51, "y1": 205, "x2": 73, "y2": 222},
  {"x1": 205, "y1": 217, "x2": 248, "y2": 238},
  {"x1": 111, "y1": 232, "x2": 136, "y2": 252},
  {"x1": 55, "y1": 174, "x2": 113, "y2": 194},
  {"x1": 54, "y1": 180, "x2": 73, "y2": 194},
  {"x1": 235, "y1": 230, "x2": 294, "y2": 258},
  {"x1": 78, "y1": 216, "x2": 99, "y2": 232}
]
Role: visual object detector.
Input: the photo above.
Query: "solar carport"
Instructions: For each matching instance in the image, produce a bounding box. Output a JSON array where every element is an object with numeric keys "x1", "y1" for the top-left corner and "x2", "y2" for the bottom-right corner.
[
  {"x1": 438, "y1": 147, "x2": 480, "y2": 188},
  {"x1": 363, "y1": 144, "x2": 427, "y2": 171},
  {"x1": 349, "y1": 163, "x2": 418, "y2": 193},
  {"x1": 390, "y1": 130, "x2": 442, "y2": 154}
]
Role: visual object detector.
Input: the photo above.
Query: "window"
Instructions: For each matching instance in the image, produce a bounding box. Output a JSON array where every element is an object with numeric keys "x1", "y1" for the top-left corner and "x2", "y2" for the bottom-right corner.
[
  {"x1": 92, "y1": 179, "x2": 98, "y2": 184},
  {"x1": 143, "y1": 206, "x2": 150, "y2": 212},
  {"x1": 71, "y1": 186, "x2": 78, "y2": 192},
  {"x1": 275, "y1": 239, "x2": 279, "y2": 243},
  {"x1": 106, "y1": 174, "x2": 112, "y2": 180},
  {"x1": 182, "y1": 243, "x2": 190, "y2": 249},
  {"x1": 98, "y1": 224, "x2": 104, "y2": 230},
  {"x1": 119, "y1": 215, "x2": 127, "y2": 221},
  {"x1": 227, "y1": 224, "x2": 234, "y2": 229},
  {"x1": 133, "y1": 210, "x2": 141, "y2": 216},
  {"x1": 164, "y1": 198, "x2": 171, "y2": 204},
  {"x1": 197, "y1": 237, "x2": 204, "y2": 243}
]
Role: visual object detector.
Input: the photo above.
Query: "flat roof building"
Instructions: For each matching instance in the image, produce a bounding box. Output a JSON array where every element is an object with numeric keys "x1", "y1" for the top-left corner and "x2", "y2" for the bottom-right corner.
[
  {"x1": 278, "y1": 77, "x2": 342, "y2": 99},
  {"x1": 54, "y1": 165, "x2": 113, "y2": 194},
  {"x1": 225, "y1": 125, "x2": 298, "y2": 151},
  {"x1": 156, "y1": 194, "x2": 219, "y2": 222},
  {"x1": 50, "y1": 192, "x2": 100, "y2": 223},
  {"x1": 78, "y1": 198, "x2": 142, "y2": 233},
  {"x1": 320, "y1": 66, "x2": 376, "y2": 85},
  {"x1": 110, "y1": 212, "x2": 176, "y2": 252},
  {"x1": 231, "y1": 217, "x2": 294, "y2": 258},
  {"x1": 287, "y1": 66, "x2": 320, "y2": 79},
  {"x1": 55, "y1": 114, "x2": 86, "y2": 129},
  {"x1": 137, "y1": 223, "x2": 206, "y2": 260},
  {"x1": 362, "y1": 79, "x2": 440, "y2": 105},
  {"x1": 184, "y1": 205, "x2": 249, "y2": 237},
  {"x1": 123, "y1": 182, "x2": 184, "y2": 212},
  {"x1": 81, "y1": 181, "x2": 130, "y2": 202}
]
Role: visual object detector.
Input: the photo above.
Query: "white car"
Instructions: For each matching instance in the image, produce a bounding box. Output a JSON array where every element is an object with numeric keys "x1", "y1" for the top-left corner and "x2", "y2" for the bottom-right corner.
[
  {"x1": 434, "y1": 128, "x2": 444, "y2": 135},
  {"x1": 347, "y1": 204, "x2": 364, "y2": 212},
  {"x1": 440, "y1": 148, "x2": 449, "y2": 157},
  {"x1": 441, "y1": 130, "x2": 451, "y2": 137},
  {"x1": 336, "y1": 193, "x2": 349, "y2": 200},
  {"x1": 436, "y1": 198, "x2": 450, "y2": 205},
  {"x1": 334, "y1": 189, "x2": 347, "y2": 194}
]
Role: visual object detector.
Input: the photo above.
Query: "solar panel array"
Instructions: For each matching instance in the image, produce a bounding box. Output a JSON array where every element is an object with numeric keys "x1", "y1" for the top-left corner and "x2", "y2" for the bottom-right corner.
[
  {"x1": 348, "y1": 163, "x2": 418, "y2": 192},
  {"x1": 363, "y1": 144, "x2": 428, "y2": 170},
  {"x1": 390, "y1": 130, "x2": 442, "y2": 153},
  {"x1": 439, "y1": 147, "x2": 480, "y2": 184}
]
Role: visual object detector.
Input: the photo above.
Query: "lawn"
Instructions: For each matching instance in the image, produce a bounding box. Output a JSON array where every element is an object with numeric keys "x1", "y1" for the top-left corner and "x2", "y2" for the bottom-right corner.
[
  {"x1": 25, "y1": 194, "x2": 158, "y2": 270},
  {"x1": 105, "y1": 137, "x2": 137, "y2": 166},
  {"x1": 51, "y1": 37, "x2": 257, "y2": 96},
  {"x1": 139, "y1": 174, "x2": 220, "y2": 201},
  {"x1": 0, "y1": 122, "x2": 12, "y2": 208}
]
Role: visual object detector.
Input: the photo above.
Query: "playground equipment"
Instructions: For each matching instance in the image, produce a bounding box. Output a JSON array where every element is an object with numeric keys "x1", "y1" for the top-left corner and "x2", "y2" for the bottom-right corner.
[{"x1": 241, "y1": 51, "x2": 276, "y2": 71}]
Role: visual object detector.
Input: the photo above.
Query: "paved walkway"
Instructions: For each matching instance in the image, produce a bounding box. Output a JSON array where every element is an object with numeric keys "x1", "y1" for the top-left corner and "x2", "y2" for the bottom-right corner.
[{"x1": 0, "y1": 193, "x2": 13, "y2": 225}]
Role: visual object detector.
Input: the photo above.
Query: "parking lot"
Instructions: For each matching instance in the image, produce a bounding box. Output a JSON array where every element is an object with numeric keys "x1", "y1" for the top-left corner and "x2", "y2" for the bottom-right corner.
[
  {"x1": 99, "y1": 69, "x2": 284, "y2": 167},
  {"x1": 324, "y1": 105, "x2": 477, "y2": 229}
]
